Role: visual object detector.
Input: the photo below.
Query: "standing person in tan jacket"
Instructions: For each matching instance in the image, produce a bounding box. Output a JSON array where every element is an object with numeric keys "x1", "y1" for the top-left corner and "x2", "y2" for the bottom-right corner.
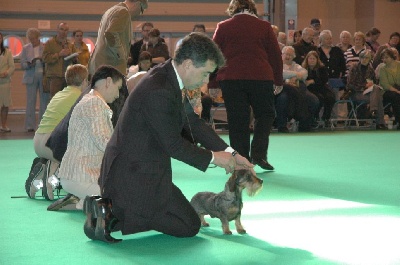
[
  {"x1": 43, "y1": 22, "x2": 76, "y2": 98},
  {"x1": 88, "y1": 0, "x2": 148, "y2": 76}
]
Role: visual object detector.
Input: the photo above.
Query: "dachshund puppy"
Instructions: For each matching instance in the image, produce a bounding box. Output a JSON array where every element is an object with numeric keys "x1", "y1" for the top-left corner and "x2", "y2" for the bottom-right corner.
[{"x1": 190, "y1": 169, "x2": 263, "y2": 235}]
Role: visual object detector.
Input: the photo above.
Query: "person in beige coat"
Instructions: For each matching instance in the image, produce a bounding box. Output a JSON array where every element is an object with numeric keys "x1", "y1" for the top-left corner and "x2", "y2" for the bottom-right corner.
[
  {"x1": 0, "y1": 32, "x2": 16, "y2": 132},
  {"x1": 88, "y1": 0, "x2": 148, "y2": 76}
]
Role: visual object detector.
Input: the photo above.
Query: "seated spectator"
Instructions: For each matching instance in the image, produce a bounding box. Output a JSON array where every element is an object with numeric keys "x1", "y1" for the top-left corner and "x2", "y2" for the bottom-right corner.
[
  {"x1": 128, "y1": 22, "x2": 154, "y2": 67},
  {"x1": 302, "y1": 51, "x2": 336, "y2": 124},
  {"x1": 27, "y1": 64, "x2": 88, "y2": 200},
  {"x1": 379, "y1": 48, "x2": 400, "y2": 128},
  {"x1": 127, "y1": 50, "x2": 152, "y2": 79},
  {"x1": 318, "y1": 30, "x2": 347, "y2": 120},
  {"x1": 365, "y1": 27, "x2": 381, "y2": 56},
  {"x1": 372, "y1": 32, "x2": 400, "y2": 69},
  {"x1": 344, "y1": 31, "x2": 368, "y2": 76},
  {"x1": 176, "y1": 24, "x2": 206, "y2": 50},
  {"x1": 48, "y1": 65, "x2": 125, "y2": 211},
  {"x1": 310, "y1": 18, "x2": 322, "y2": 46},
  {"x1": 375, "y1": 47, "x2": 399, "y2": 80},
  {"x1": 292, "y1": 27, "x2": 318, "y2": 64},
  {"x1": 318, "y1": 30, "x2": 347, "y2": 80},
  {"x1": 345, "y1": 50, "x2": 386, "y2": 129},
  {"x1": 293, "y1": 30, "x2": 302, "y2": 45},
  {"x1": 275, "y1": 46, "x2": 319, "y2": 132},
  {"x1": 336, "y1": 30, "x2": 352, "y2": 54},
  {"x1": 277, "y1": 32, "x2": 287, "y2": 50},
  {"x1": 140, "y1": 28, "x2": 169, "y2": 67}
]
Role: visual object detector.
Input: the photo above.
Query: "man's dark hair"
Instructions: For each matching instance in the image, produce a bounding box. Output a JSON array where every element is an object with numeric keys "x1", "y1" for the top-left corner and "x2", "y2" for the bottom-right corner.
[
  {"x1": 175, "y1": 32, "x2": 225, "y2": 68},
  {"x1": 91, "y1": 65, "x2": 125, "y2": 88},
  {"x1": 72, "y1": 29, "x2": 83, "y2": 37},
  {"x1": 192, "y1": 24, "x2": 206, "y2": 32},
  {"x1": 389, "y1": 32, "x2": 400, "y2": 40},
  {"x1": 142, "y1": 22, "x2": 154, "y2": 30}
]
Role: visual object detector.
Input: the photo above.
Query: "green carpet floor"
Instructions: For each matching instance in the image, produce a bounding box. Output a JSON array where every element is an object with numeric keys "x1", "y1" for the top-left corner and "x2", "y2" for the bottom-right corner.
[{"x1": 1, "y1": 131, "x2": 399, "y2": 265}]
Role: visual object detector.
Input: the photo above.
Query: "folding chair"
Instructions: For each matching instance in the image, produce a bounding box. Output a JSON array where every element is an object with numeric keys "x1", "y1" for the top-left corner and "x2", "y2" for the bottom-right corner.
[
  {"x1": 329, "y1": 99, "x2": 372, "y2": 130},
  {"x1": 208, "y1": 88, "x2": 228, "y2": 132}
]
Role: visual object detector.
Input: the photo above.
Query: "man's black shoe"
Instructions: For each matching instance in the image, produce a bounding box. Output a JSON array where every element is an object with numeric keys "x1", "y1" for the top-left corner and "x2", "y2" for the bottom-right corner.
[{"x1": 252, "y1": 159, "x2": 274, "y2": 170}]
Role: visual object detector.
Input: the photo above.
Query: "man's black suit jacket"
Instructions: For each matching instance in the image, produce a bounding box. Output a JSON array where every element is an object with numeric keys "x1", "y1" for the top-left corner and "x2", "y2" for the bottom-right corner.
[{"x1": 99, "y1": 59, "x2": 228, "y2": 235}]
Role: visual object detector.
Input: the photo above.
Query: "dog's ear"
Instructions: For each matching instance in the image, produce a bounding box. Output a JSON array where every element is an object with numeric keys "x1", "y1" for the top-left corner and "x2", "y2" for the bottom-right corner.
[{"x1": 228, "y1": 172, "x2": 237, "y2": 192}]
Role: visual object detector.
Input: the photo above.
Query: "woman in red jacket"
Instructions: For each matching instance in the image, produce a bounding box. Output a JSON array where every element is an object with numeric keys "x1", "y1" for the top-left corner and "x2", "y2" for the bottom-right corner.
[{"x1": 213, "y1": 0, "x2": 283, "y2": 170}]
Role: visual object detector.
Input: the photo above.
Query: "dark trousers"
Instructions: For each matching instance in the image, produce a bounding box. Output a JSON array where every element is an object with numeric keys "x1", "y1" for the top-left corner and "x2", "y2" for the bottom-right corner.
[
  {"x1": 275, "y1": 84, "x2": 318, "y2": 130},
  {"x1": 113, "y1": 183, "x2": 201, "y2": 238},
  {"x1": 383, "y1": 90, "x2": 400, "y2": 123},
  {"x1": 149, "y1": 184, "x2": 201, "y2": 237},
  {"x1": 219, "y1": 80, "x2": 275, "y2": 161},
  {"x1": 308, "y1": 85, "x2": 336, "y2": 120}
]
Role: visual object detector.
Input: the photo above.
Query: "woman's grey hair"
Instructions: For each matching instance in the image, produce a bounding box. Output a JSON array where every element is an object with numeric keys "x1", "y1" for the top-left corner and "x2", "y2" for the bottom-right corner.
[
  {"x1": 282, "y1": 45, "x2": 295, "y2": 55},
  {"x1": 319, "y1": 30, "x2": 332, "y2": 42},
  {"x1": 26, "y1": 28, "x2": 41, "y2": 39},
  {"x1": 340, "y1": 30, "x2": 351, "y2": 39}
]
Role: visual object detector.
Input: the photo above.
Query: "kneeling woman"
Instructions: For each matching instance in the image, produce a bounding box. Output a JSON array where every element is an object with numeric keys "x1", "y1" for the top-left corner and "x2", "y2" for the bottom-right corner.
[{"x1": 51, "y1": 65, "x2": 124, "y2": 210}]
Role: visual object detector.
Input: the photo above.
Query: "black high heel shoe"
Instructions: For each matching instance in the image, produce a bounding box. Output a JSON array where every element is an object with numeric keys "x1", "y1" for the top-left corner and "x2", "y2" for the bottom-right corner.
[{"x1": 91, "y1": 197, "x2": 122, "y2": 243}]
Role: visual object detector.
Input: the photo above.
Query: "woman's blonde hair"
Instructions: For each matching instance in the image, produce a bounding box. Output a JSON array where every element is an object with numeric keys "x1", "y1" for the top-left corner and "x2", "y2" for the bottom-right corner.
[
  {"x1": 302, "y1": 51, "x2": 324, "y2": 69},
  {"x1": 226, "y1": 0, "x2": 258, "y2": 17}
]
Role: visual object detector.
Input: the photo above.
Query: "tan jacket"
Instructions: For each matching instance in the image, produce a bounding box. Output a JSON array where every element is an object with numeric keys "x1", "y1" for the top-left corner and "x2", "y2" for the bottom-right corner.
[
  {"x1": 43, "y1": 36, "x2": 76, "y2": 78},
  {"x1": 89, "y1": 2, "x2": 132, "y2": 75}
]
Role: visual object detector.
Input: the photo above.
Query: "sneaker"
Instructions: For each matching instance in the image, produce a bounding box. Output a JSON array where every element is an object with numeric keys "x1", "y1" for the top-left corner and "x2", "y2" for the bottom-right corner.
[
  {"x1": 47, "y1": 193, "x2": 80, "y2": 211},
  {"x1": 42, "y1": 161, "x2": 61, "y2": 201},
  {"x1": 25, "y1": 158, "x2": 46, "y2": 199},
  {"x1": 0, "y1": 127, "x2": 11, "y2": 132}
]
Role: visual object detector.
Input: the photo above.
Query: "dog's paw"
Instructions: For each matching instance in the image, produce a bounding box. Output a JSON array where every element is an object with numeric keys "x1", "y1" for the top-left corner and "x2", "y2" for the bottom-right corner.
[
  {"x1": 223, "y1": 230, "x2": 232, "y2": 235},
  {"x1": 237, "y1": 229, "x2": 246, "y2": 234},
  {"x1": 201, "y1": 221, "x2": 210, "y2": 227}
]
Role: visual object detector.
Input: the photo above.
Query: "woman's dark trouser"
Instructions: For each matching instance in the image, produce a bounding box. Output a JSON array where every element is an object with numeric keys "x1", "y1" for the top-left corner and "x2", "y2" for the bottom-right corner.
[
  {"x1": 308, "y1": 85, "x2": 336, "y2": 120},
  {"x1": 219, "y1": 80, "x2": 275, "y2": 161}
]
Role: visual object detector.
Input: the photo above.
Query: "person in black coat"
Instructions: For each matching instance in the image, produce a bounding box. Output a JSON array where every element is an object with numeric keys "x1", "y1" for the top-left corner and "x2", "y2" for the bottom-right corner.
[
  {"x1": 302, "y1": 51, "x2": 336, "y2": 123},
  {"x1": 85, "y1": 33, "x2": 255, "y2": 243}
]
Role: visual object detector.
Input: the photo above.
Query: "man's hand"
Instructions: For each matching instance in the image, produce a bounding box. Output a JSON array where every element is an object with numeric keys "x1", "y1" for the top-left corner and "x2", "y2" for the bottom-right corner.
[
  {"x1": 213, "y1": 151, "x2": 236, "y2": 174},
  {"x1": 233, "y1": 153, "x2": 256, "y2": 176}
]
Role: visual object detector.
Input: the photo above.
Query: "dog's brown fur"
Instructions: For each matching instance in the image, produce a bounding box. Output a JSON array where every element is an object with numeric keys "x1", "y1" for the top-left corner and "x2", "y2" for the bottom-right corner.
[{"x1": 190, "y1": 169, "x2": 263, "y2": 235}]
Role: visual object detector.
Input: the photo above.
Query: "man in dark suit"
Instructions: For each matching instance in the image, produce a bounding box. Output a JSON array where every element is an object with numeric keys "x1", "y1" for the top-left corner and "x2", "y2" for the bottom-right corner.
[{"x1": 84, "y1": 33, "x2": 255, "y2": 243}]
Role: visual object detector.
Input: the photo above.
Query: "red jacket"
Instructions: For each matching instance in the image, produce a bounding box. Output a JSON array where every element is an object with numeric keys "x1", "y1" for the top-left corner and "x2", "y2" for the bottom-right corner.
[{"x1": 213, "y1": 14, "x2": 283, "y2": 86}]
